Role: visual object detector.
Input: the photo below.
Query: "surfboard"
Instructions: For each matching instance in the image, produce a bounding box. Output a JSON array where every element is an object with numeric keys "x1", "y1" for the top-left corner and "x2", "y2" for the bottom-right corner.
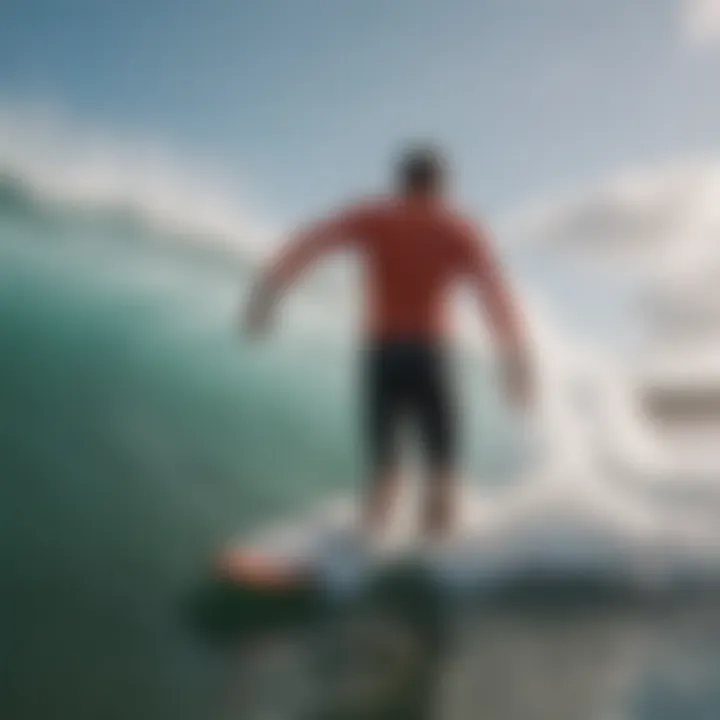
[
  {"x1": 209, "y1": 506, "x2": 475, "y2": 606},
  {"x1": 192, "y1": 486, "x2": 494, "y2": 642}
]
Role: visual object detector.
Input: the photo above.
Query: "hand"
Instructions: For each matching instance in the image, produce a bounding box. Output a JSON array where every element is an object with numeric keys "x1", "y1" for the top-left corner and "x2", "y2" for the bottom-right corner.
[
  {"x1": 501, "y1": 349, "x2": 533, "y2": 410},
  {"x1": 240, "y1": 280, "x2": 275, "y2": 339},
  {"x1": 242, "y1": 303, "x2": 271, "y2": 339}
]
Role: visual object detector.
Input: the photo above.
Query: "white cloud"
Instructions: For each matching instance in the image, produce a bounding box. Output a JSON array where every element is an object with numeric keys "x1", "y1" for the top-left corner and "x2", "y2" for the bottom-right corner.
[
  {"x1": 683, "y1": 0, "x2": 720, "y2": 46},
  {"x1": 506, "y1": 162, "x2": 720, "y2": 282},
  {"x1": 504, "y1": 161, "x2": 720, "y2": 348}
]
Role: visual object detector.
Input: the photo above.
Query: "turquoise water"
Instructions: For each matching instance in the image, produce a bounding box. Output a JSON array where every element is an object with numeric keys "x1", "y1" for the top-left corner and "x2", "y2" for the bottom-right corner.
[
  {"x1": 4, "y1": 174, "x2": 720, "y2": 720},
  {"x1": 0, "y1": 175, "x2": 516, "y2": 719}
]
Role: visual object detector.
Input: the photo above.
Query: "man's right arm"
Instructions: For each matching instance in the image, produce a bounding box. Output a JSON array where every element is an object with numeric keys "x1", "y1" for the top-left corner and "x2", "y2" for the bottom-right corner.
[{"x1": 243, "y1": 208, "x2": 365, "y2": 337}]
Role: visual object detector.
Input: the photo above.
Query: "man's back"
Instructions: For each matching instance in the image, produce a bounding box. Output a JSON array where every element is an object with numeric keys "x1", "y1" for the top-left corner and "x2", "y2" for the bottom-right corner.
[{"x1": 349, "y1": 196, "x2": 477, "y2": 341}]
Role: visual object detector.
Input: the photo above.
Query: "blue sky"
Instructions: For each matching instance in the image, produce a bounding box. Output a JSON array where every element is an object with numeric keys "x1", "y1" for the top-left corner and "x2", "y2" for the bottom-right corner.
[{"x1": 1, "y1": 0, "x2": 720, "y2": 224}]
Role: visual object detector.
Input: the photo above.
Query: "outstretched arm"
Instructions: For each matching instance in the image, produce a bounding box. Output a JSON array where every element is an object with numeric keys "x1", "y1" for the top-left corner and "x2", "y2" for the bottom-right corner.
[
  {"x1": 243, "y1": 210, "x2": 360, "y2": 337},
  {"x1": 459, "y1": 220, "x2": 533, "y2": 406}
]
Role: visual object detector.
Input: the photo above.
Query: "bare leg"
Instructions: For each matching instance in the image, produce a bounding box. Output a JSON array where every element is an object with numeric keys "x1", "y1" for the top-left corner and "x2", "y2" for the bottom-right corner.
[
  {"x1": 362, "y1": 465, "x2": 402, "y2": 538},
  {"x1": 422, "y1": 467, "x2": 455, "y2": 539}
]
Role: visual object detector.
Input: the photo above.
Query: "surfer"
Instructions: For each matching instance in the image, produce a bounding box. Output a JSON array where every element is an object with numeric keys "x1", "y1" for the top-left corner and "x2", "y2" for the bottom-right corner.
[{"x1": 243, "y1": 145, "x2": 532, "y2": 540}]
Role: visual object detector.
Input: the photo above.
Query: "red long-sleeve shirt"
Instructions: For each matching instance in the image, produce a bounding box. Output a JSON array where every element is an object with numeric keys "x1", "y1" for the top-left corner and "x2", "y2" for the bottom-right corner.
[{"x1": 267, "y1": 195, "x2": 521, "y2": 346}]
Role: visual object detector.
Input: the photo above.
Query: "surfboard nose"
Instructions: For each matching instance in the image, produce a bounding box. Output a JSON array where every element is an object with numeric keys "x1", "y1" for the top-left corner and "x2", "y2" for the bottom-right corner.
[{"x1": 214, "y1": 547, "x2": 313, "y2": 589}]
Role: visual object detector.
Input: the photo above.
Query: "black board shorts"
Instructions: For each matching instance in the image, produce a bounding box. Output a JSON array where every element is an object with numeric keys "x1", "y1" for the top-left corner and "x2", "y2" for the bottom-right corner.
[{"x1": 363, "y1": 340, "x2": 456, "y2": 473}]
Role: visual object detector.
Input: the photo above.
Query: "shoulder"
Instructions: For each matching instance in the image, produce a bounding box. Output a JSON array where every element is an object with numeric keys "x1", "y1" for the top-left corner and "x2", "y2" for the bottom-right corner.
[
  {"x1": 436, "y1": 206, "x2": 494, "y2": 271},
  {"x1": 344, "y1": 195, "x2": 394, "y2": 220},
  {"x1": 334, "y1": 195, "x2": 394, "y2": 235},
  {"x1": 439, "y1": 205, "x2": 485, "y2": 244}
]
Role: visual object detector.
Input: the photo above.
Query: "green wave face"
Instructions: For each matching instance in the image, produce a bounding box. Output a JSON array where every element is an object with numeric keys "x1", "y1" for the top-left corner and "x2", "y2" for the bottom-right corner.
[{"x1": 0, "y1": 172, "x2": 520, "y2": 720}]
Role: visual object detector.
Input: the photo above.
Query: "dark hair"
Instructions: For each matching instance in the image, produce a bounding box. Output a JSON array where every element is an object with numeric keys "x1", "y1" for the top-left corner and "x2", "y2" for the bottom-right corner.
[{"x1": 397, "y1": 145, "x2": 446, "y2": 194}]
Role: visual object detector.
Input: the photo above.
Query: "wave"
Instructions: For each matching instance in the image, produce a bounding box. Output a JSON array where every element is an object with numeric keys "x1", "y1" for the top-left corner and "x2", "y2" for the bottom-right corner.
[
  {"x1": 4, "y1": 107, "x2": 720, "y2": 596},
  {"x1": 6, "y1": 107, "x2": 720, "y2": 720},
  {"x1": 0, "y1": 170, "x2": 263, "y2": 279},
  {"x1": 0, "y1": 104, "x2": 277, "y2": 262},
  {"x1": 229, "y1": 467, "x2": 720, "y2": 606}
]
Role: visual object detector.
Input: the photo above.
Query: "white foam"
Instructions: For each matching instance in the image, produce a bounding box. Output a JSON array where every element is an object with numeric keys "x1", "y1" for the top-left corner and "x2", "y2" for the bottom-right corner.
[
  {"x1": 0, "y1": 103, "x2": 278, "y2": 258},
  {"x1": 239, "y1": 463, "x2": 720, "y2": 593}
]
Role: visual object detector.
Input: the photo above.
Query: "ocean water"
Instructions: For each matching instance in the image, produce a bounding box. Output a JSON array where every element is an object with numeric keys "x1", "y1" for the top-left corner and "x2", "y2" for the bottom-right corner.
[{"x1": 3, "y1": 169, "x2": 720, "y2": 720}]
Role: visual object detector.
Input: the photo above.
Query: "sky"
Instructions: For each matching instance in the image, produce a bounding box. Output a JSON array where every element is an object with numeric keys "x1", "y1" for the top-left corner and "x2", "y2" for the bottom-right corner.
[
  {"x1": 3, "y1": 0, "x2": 720, "y2": 350},
  {"x1": 2, "y1": 0, "x2": 720, "y2": 225}
]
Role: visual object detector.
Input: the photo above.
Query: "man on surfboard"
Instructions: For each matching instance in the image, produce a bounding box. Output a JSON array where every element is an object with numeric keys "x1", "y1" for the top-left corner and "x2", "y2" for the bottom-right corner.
[{"x1": 243, "y1": 145, "x2": 532, "y2": 540}]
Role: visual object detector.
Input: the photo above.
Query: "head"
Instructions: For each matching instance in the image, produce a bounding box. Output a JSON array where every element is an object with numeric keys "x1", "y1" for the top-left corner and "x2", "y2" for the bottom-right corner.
[{"x1": 396, "y1": 144, "x2": 447, "y2": 197}]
